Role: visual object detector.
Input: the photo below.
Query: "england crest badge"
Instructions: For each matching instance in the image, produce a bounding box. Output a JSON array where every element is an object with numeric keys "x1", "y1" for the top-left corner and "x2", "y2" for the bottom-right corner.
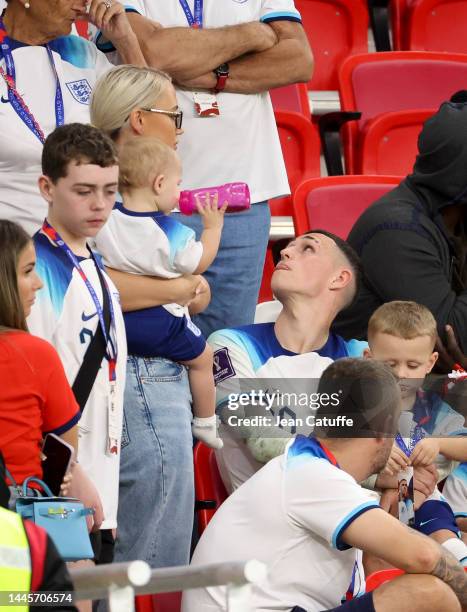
[{"x1": 66, "y1": 79, "x2": 92, "y2": 105}]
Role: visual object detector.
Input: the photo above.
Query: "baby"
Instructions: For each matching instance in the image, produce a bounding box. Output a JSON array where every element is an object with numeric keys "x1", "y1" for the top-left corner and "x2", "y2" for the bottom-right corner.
[{"x1": 95, "y1": 137, "x2": 226, "y2": 449}]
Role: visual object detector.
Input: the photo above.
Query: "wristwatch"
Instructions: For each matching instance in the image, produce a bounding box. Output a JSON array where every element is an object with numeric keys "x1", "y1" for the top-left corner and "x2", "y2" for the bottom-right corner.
[{"x1": 213, "y1": 63, "x2": 229, "y2": 93}]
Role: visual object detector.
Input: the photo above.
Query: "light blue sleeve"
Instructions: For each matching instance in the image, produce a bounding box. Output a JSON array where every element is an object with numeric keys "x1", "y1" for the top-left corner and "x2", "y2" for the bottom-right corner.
[{"x1": 345, "y1": 339, "x2": 369, "y2": 357}]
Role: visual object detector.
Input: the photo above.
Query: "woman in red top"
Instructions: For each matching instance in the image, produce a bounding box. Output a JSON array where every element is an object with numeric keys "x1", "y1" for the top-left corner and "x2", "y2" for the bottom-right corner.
[{"x1": 0, "y1": 219, "x2": 80, "y2": 487}]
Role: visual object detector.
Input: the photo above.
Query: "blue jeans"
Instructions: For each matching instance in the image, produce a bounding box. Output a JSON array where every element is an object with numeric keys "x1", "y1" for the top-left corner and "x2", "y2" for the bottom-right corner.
[
  {"x1": 176, "y1": 202, "x2": 271, "y2": 337},
  {"x1": 114, "y1": 356, "x2": 194, "y2": 568}
]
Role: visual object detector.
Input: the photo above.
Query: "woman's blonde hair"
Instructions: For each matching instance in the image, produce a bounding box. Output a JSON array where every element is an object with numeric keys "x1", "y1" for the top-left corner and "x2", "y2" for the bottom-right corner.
[
  {"x1": 90, "y1": 65, "x2": 172, "y2": 140},
  {"x1": 0, "y1": 220, "x2": 31, "y2": 333}
]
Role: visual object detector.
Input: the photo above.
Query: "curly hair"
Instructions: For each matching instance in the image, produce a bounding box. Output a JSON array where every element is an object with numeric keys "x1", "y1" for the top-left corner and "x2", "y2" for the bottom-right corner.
[{"x1": 41, "y1": 123, "x2": 118, "y2": 183}]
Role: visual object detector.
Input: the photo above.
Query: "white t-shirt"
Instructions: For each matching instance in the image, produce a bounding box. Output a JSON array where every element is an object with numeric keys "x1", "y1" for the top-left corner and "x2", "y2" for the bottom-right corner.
[
  {"x1": 397, "y1": 393, "x2": 467, "y2": 482},
  {"x1": 182, "y1": 435, "x2": 380, "y2": 612},
  {"x1": 443, "y1": 463, "x2": 467, "y2": 519},
  {"x1": 27, "y1": 231, "x2": 127, "y2": 529},
  {"x1": 94, "y1": 203, "x2": 203, "y2": 317},
  {"x1": 208, "y1": 322, "x2": 367, "y2": 491},
  {"x1": 95, "y1": 203, "x2": 203, "y2": 318},
  {"x1": 96, "y1": 204, "x2": 203, "y2": 277},
  {"x1": 0, "y1": 35, "x2": 111, "y2": 235},
  {"x1": 99, "y1": 0, "x2": 295, "y2": 204}
]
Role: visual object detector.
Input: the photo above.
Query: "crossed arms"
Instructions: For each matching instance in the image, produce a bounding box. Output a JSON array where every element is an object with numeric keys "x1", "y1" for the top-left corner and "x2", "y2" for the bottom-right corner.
[{"x1": 127, "y1": 13, "x2": 313, "y2": 94}]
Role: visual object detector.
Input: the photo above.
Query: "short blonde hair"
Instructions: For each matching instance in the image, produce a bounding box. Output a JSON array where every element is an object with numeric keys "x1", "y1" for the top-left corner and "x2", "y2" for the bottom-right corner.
[
  {"x1": 368, "y1": 301, "x2": 437, "y2": 346},
  {"x1": 118, "y1": 137, "x2": 178, "y2": 194},
  {"x1": 90, "y1": 65, "x2": 171, "y2": 139}
]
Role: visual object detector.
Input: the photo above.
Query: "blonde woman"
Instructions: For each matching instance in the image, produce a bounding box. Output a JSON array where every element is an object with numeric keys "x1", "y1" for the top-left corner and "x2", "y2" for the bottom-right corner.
[{"x1": 91, "y1": 66, "x2": 208, "y2": 569}]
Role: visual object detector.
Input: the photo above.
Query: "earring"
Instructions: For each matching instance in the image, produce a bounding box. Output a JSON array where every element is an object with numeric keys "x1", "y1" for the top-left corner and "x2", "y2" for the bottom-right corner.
[{"x1": 25, "y1": 1, "x2": 30, "y2": 7}]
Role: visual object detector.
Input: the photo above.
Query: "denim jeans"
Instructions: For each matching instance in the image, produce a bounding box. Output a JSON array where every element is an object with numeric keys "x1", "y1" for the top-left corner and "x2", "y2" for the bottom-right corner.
[
  {"x1": 175, "y1": 202, "x2": 271, "y2": 337},
  {"x1": 114, "y1": 356, "x2": 194, "y2": 568}
]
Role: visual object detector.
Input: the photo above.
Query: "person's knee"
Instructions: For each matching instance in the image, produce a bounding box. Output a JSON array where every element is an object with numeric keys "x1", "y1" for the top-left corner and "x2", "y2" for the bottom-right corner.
[{"x1": 373, "y1": 574, "x2": 461, "y2": 612}]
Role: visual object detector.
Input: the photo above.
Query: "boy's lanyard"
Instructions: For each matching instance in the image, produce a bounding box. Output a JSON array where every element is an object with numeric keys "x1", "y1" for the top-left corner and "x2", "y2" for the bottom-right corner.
[
  {"x1": 0, "y1": 17, "x2": 64, "y2": 144},
  {"x1": 179, "y1": 0, "x2": 203, "y2": 28},
  {"x1": 395, "y1": 424, "x2": 425, "y2": 457},
  {"x1": 41, "y1": 220, "x2": 118, "y2": 381}
]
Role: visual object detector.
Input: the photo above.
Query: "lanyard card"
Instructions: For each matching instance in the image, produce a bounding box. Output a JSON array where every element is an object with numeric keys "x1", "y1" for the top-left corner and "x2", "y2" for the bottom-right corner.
[
  {"x1": 398, "y1": 465, "x2": 415, "y2": 527},
  {"x1": 107, "y1": 382, "x2": 120, "y2": 456},
  {"x1": 192, "y1": 91, "x2": 220, "y2": 117}
]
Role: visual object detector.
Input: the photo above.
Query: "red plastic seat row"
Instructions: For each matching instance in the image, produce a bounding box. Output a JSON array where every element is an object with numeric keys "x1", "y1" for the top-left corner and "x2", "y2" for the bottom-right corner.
[
  {"x1": 338, "y1": 51, "x2": 467, "y2": 174},
  {"x1": 292, "y1": 175, "x2": 401, "y2": 238},
  {"x1": 295, "y1": 0, "x2": 369, "y2": 90},
  {"x1": 393, "y1": 0, "x2": 467, "y2": 53}
]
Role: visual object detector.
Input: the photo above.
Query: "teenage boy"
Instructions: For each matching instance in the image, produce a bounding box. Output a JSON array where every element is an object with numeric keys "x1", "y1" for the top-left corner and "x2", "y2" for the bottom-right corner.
[
  {"x1": 28, "y1": 123, "x2": 127, "y2": 562},
  {"x1": 364, "y1": 301, "x2": 467, "y2": 566}
]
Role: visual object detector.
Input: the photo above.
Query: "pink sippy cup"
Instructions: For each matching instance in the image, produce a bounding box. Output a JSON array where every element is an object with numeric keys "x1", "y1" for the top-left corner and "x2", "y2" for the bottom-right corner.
[{"x1": 179, "y1": 182, "x2": 251, "y2": 215}]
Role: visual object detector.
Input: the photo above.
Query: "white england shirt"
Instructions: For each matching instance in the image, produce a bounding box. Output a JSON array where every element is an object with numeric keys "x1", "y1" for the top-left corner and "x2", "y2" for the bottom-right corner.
[
  {"x1": 0, "y1": 35, "x2": 111, "y2": 235},
  {"x1": 94, "y1": 203, "x2": 203, "y2": 317},
  {"x1": 208, "y1": 322, "x2": 367, "y2": 491},
  {"x1": 182, "y1": 436, "x2": 379, "y2": 612},
  {"x1": 27, "y1": 231, "x2": 127, "y2": 530},
  {"x1": 443, "y1": 463, "x2": 467, "y2": 519},
  {"x1": 98, "y1": 0, "x2": 296, "y2": 204}
]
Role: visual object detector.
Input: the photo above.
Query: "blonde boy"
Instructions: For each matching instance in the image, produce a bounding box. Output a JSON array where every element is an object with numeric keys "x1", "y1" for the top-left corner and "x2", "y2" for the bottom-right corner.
[
  {"x1": 95, "y1": 137, "x2": 227, "y2": 449},
  {"x1": 365, "y1": 301, "x2": 467, "y2": 566}
]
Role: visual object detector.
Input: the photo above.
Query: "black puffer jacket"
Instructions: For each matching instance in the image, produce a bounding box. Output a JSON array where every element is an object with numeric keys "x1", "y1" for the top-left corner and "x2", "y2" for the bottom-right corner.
[{"x1": 333, "y1": 101, "x2": 467, "y2": 351}]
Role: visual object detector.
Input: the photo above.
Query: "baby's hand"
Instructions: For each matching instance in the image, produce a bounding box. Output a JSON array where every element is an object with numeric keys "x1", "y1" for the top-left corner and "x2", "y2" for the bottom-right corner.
[
  {"x1": 192, "y1": 415, "x2": 224, "y2": 450},
  {"x1": 409, "y1": 438, "x2": 440, "y2": 467},
  {"x1": 382, "y1": 443, "x2": 410, "y2": 475},
  {"x1": 196, "y1": 192, "x2": 227, "y2": 230}
]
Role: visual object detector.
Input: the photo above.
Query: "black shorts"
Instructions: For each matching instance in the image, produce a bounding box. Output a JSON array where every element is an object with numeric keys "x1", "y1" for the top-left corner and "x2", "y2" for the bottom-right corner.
[{"x1": 292, "y1": 592, "x2": 375, "y2": 612}]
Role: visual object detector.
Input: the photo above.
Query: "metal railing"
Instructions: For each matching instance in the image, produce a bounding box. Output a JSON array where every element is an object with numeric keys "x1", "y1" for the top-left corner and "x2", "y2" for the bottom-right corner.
[{"x1": 70, "y1": 559, "x2": 267, "y2": 612}]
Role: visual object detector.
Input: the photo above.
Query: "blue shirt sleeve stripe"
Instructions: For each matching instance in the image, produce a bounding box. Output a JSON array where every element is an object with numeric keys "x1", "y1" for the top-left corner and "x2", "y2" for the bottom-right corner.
[
  {"x1": 332, "y1": 502, "x2": 380, "y2": 550},
  {"x1": 95, "y1": 5, "x2": 140, "y2": 51},
  {"x1": 260, "y1": 11, "x2": 302, "y2": 23},
  {"x1": 44, "y1": 411, "x2": 81, "y2": 437}
]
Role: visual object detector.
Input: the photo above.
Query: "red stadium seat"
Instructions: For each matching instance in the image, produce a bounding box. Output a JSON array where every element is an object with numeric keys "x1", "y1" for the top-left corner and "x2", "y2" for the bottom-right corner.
[
  {"x1": 407, "y1": 0, "x2": 467, "y2": 52},
  {"x1": 194, "y1": 442, "x2": 228, "y2": 535},
  {"x1": 295, "y1": 0, "x2": 369, "y2": 90},
  {"x1": 258, "y1": 247, "x2": 276, "y2": 303},
  {"x1": 272, "y1": 111, "x2": 321, "y2": 216},
  {"x1": 338, "y1": 51, "x2": 467, "y2": 173},
  {"x1": 270, "y1": 83, "x2": 310, "y2": 116},
  {"x1": 259, "y1": 111, "x2": 320, "y2": 302},
  {"x1": 292, "y1": 175, "x2": 401, "y2": 237},
  {"x1": 359, "y1": 109, "x2": 434, "y2": 175},
  {"x1": 135, "y1": 593, "x2": 181, "y2": 612},
  {"x1": 391, "y1": 0, "x2": 414, "y2": 50}
]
